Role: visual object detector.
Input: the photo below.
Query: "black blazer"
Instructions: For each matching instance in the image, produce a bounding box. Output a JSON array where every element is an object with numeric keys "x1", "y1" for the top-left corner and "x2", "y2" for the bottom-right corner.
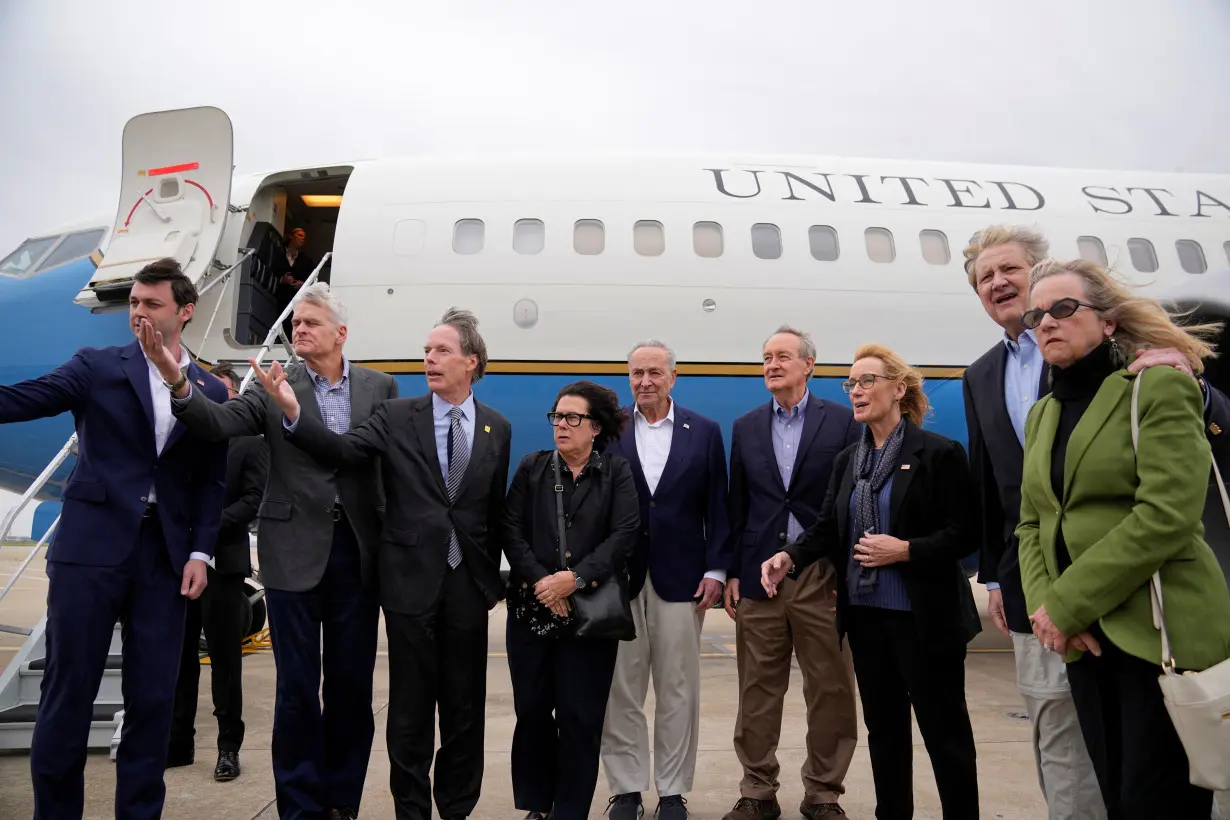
[
  {"x1": 503, "y1": 450, "x2": 640, "y2": 591},
  {"x1": 214, "y1": 434, "x2": 269, "y2": 576},
  {"x1": 287, "y1": 393, "x2": 512, "y2": 616},
  {"x1": 962, "y1": 341, "x2": 1050, "y2": 633},
  {"x1": 785, "y1": 420, "x2": 981, "y2": 645},
  {"x1": 726, "y1": 393, "x2": 860, "y2": 599}
]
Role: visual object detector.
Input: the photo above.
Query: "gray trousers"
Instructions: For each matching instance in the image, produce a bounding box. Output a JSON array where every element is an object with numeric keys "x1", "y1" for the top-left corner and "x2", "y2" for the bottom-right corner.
[
  {"x1": 1012, "y1": 631, "x2": 1107, "y2": 820},
  {"x1": 600, "y1": 576, "x2": 705, "y2": 797}
]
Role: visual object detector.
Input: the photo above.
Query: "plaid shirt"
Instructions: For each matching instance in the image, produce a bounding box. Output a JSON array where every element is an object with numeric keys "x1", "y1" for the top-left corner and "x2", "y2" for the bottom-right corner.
[{"x1": 303, "y1": 358, "x2": 351, "y2": 436}]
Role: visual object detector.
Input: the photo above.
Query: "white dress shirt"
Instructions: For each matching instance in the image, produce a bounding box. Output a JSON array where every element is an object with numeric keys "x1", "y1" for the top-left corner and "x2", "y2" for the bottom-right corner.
[
  {"x1": 634, "y1": 400, "x2": 725, "y2": 585},
  {"x1": 145, "y1": 348, "x2": 210, "y2": 565}
]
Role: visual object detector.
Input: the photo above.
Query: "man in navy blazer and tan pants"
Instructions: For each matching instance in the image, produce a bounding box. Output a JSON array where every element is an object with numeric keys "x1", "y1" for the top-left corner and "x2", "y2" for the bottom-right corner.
[
  {"x1": 0, "y1": 258, "x2": 229, "y2": 820},
  {"x1": 601, "y1": 341, "x2": 730, "y2": 820}
]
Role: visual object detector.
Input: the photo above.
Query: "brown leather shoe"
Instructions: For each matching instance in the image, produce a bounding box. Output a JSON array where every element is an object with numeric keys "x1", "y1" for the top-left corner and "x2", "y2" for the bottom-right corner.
[
  {"x1": 722, "y1": 797, "x2": 781, "y2": 820},
  {"x1": 800, "y1": 803, "x2": 846, "y2": 819}
]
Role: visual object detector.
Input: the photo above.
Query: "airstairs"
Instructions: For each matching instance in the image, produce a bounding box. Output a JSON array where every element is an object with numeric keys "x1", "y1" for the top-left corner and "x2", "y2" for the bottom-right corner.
[{"x1": 0, "y1": 252, "x2": 329, "y2": 752}]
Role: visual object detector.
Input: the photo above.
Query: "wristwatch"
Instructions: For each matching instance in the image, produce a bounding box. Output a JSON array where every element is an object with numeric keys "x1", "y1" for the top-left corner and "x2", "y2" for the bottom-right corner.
[
  {"x1": 572, "y1": 570, "x2": 586, "y2": 590},
  {"x1": 164, "y1": 368, "x2": 188, "y2": 393}
]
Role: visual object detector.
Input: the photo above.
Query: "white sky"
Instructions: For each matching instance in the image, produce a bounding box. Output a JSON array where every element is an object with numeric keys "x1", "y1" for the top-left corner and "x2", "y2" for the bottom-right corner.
[{"x1": 1, "y1": 0, "x2": 1229, "y2": 256}]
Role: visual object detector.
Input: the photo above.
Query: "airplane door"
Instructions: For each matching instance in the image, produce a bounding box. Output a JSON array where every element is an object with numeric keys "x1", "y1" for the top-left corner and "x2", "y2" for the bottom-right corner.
[{"x1": 75, "y1": 106, "x2": 233, "y2": 310}]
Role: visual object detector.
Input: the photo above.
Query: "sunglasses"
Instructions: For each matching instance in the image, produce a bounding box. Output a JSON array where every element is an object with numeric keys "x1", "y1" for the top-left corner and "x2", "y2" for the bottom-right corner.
[
  {"x1": 547, "y1": 412, "x2": 593, "y2": 428},
  {"x1": 1021, "y1": 297, "x2": 1098, "y2": 330}
]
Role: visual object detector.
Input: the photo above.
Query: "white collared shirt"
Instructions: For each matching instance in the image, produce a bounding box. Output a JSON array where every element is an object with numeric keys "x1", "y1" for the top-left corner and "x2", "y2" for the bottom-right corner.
[
  {"x1": 144, "y1": 347, "x2": 210, "y2": 565},
  {"x1": 634, "y1": 399, "x2": 675, "y2": 495}
]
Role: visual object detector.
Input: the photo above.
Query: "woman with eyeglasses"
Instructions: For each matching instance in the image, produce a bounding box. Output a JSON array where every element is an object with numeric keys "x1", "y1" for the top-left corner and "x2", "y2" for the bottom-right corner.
[
  {"x1": 761, "y1": 343, "x2": 981, "y2": 820},
  {"x1": 502, "y1": 380, "x2": 640, "y2": 820},
  {"x1": 1014, "y1": 258, "x2": 1230, "y2": 818}
]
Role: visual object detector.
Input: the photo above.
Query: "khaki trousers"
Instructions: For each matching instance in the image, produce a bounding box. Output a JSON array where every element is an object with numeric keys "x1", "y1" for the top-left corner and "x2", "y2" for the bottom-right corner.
[
  {"x1": 601, "y1": 576, "x2": 705, "y2": 797},
  {"x1": 733, "y1": 560, "x2": 857, "y2": 805}
]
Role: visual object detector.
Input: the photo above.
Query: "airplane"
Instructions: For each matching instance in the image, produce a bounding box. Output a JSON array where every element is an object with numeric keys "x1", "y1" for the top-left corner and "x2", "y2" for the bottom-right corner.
[{"x1": 2, "y1": 105, "x2": 1229, "y2": 581}]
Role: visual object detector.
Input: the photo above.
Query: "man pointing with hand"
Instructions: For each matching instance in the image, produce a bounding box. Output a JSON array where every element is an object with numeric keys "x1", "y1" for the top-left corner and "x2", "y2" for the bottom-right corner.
[{"x1": 0, "y1": 258, "x2": 228, "y2": 820}]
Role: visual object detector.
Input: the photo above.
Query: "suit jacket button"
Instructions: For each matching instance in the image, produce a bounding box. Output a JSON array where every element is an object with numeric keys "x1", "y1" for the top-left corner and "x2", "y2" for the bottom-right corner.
[
  {"x1": 565, "y1": 551, "x2": 572, "y2": 558},
  {"x1": 649, "y1": 501, "x2": 656, "y2": 508},
  {"x1": 779, "y1": 532, "x2": 786, "y2": 541},
  {"x1": 643, "y1": 529, "x2": 649, "y2": 536},
  {"x1": 140, "y1": 496, "x2": 148, "y2": 503},
  {"x1": 591, "y1": 581, "x2": 598, "y2": 588},
  {"x1": 521, "y1": 582, "x2": 527, "y2": 589}
]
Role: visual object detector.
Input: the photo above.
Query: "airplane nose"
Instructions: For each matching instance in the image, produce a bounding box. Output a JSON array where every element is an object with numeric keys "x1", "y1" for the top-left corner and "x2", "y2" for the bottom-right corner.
[{"x1": 0, "y1": 257, "x2": 131, "y2": 499}]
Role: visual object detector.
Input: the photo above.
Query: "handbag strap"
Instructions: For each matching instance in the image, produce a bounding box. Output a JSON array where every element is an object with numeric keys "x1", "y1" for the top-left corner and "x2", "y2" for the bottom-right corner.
[
  {"x1": 1129, "y1": 373, "x2": 1230, "y2": 675},
  {"x1": 552, "y1": 451, "x2": 569, "y2": 570}
]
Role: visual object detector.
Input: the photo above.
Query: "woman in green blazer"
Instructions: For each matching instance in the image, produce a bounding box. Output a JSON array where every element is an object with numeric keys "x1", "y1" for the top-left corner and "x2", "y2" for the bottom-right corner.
[{"x1": 1015, "y1": 258, "x2": 1230, "y2": 819}]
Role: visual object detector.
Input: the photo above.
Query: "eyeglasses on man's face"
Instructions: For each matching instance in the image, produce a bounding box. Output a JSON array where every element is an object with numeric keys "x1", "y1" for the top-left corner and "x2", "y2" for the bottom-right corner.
[
  {"x1": 841, "y1": 373, "x2": 893, "y2": 393},
  {"x1": 1021, "y1": 297, "x2": 1098, "y2": 330},
  {"x1": 547, "y1": 412, "x2": 592, "y2": 427}
]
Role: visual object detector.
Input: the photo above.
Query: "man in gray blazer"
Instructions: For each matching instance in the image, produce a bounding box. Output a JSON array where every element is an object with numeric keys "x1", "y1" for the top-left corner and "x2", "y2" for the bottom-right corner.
[{"x1": 143, "y1": 282, "x2": 398, "y2": 820}]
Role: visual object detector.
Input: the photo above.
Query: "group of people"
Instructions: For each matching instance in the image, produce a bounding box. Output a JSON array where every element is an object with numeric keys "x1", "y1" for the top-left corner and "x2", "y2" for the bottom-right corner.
[{"x1": 0, "y1": 218, "x2": 1227, "y2": 820}]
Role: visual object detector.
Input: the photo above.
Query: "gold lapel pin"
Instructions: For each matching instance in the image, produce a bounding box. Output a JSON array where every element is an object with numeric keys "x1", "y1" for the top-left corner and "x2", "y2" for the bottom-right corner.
[{"x1": 484, "y1": 425, "x2": 491, "y2": 433}]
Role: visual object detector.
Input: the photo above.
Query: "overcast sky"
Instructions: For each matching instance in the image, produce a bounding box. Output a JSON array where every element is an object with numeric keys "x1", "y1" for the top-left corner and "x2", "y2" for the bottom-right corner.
[{"x1": 1, "y1": 0, "x2": 1229, "y2": 255}]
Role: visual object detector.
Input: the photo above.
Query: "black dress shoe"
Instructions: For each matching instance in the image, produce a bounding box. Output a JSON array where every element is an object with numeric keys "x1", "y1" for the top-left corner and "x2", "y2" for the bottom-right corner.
[
  {"x1": 213, "y1": 750, "x2": 240, "y2": 781},
  {"x1": 165, "y1": 748, "x2": 194, "y2": 768},
  {"x1": 329, "y1": 808, "x2": 359, "y2": 820}
]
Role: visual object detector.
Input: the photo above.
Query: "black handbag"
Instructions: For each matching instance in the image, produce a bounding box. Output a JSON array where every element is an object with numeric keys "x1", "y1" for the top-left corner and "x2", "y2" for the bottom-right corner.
[{"x1": 552, "y1": 451, "x2": 636, "y2": 641}]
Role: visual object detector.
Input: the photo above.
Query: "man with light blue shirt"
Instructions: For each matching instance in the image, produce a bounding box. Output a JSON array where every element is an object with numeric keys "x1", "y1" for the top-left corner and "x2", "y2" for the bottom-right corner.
[
  {"x1": 157, "y1": 282, "x2": 398, "y2": 820},
  {"x1": 961, "y1": 225, "x2": 1229, "y2": 820},
  {"x1": 719, "y1": 326, "x2": 860, "y2": 820},
  {"x1": 260, "y1": 306, "x2": 512, "y2": 820}
]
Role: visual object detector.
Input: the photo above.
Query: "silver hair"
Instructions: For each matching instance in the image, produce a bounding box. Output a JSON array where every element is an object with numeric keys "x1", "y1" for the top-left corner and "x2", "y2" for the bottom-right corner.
[
  {"x1": 764, "y1": 324, "x2": 817, "y2": 379},
  {"x1": 962, "y1": 224, "x2": 1050, "y2": 289},
  {"x1": 295, "y1": 282, "x2": 348, "y2": 326},
  {"x1": 626, "y1": 339, "x2": 676, "y2": 369},
  {"x1": 435, "y1": 307, "x2": 488, "y2": 383}
]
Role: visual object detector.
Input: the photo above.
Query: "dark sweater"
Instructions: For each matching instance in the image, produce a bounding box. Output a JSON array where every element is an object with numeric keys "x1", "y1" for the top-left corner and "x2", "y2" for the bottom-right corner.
[{"x1": 1049, "y1": 341, "x2": 1118, "y2": 573}]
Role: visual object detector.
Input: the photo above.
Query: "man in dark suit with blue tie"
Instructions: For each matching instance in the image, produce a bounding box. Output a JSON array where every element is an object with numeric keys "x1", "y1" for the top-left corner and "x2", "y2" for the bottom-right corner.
[
  {"x1": 601, "y1": 340, "x2": 730, "y2": 820},
  {"x1": 720, "y1": 325, "x2": 860, "y2": 820},
  {"x1": 0, "y1": 258, "x2": 229, "y2": 820}
]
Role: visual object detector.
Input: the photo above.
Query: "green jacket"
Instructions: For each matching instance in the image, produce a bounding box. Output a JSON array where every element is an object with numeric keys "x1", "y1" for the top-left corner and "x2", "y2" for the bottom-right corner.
[{"x1": 1016, "y1": 365, "x2": 1230, "y2": 670}]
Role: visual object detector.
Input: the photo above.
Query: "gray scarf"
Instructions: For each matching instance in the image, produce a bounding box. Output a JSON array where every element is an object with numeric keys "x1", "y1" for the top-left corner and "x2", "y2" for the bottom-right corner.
[{"x1": 849, "y1": 417, "x2": 906, "y2": 593}]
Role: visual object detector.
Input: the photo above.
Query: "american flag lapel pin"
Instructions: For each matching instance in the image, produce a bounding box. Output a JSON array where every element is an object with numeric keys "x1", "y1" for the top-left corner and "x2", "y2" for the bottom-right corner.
[
  {"x1": 683, "y1": 423, "x2": 690, "y2": 429},
  {"x1": 900, "y1": 464, "x2": 910, "y2": 470},
  {"x1": 195, "y1": 378, "x2": 205, "y2": 386}
]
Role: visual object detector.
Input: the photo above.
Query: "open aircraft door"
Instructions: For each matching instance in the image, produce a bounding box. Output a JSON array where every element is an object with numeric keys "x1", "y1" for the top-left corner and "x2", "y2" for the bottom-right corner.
[{"x1": 74, "y1": 106, "x2": 233, "y2": 311}]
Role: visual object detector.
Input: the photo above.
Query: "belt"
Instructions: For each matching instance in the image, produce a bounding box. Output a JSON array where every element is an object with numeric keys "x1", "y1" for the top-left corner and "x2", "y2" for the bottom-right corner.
[
  {"x1": 332, "y1": 503, "x2": 347, "y2": 522},
  {"x1": 785, "y1": 563, "x2": 801, "y2": 580},
  {"x1": 142, "y1": 503, "x2": 159, "y2": 519}
]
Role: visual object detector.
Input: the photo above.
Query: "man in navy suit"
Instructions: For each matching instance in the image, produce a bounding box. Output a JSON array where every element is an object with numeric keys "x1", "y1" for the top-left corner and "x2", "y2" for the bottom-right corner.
[
  {"x1": 0, "y1": 257, "x2": 229, "y2": 820},
  {"x1": 600, "y1": 340, "x2": 730, "y2": 820},
  {"x1": 720, "y1": 325, "x2": 860, "y2": 820}
]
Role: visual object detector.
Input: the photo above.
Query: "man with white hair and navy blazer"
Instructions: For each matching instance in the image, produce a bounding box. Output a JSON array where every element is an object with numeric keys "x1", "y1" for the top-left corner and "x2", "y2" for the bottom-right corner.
[{"x1": 601, "y1": 340, "x2": 730, "y2": 820}]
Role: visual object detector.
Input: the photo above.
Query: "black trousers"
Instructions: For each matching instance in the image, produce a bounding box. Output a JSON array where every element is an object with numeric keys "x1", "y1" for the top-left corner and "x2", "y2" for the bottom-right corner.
[
  {"x1": 170, "y1": 568, "x2": 247, "y2": 755},
  {"x1": 385, "y1": 561, "x2": 491, "y2": 820},
  {"x1": 506, "y1": 616, "x2": 620, "y2": 820},
  {"x1": 1066, "y1": 625, "x2": 1214, "y2": 819},
  {"x1": 844, "y1": 606, "x2": 979, "y2": 820}
]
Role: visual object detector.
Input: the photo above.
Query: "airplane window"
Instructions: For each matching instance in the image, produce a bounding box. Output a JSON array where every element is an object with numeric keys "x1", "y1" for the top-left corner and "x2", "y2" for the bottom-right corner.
[
  {"x1": 751, "y1": 223, "x2": 782, "y2": 260},
  {"x1": 693, "y1": 222, "x2": 723, "y2": 258},
  {"x1": 1225, "y1": 241, "x2": 1230, "y2": 266},
  {"x1": 1175, "y1": 240, "x2": 1206, "y2": 274},
  {"x1": 513, "y1": 219, "x2": 545, "y2": 255},
  {"x1": 0, "y1": 235, "x2": 59, "y2": 278},
  {"x1": 574, "y1": 220, "x2": 605, "y2": 255},
  {"x1": 453, "y1": 219, "x2": 485, "y2": 254},
  {"x1": 1127, "y1": 238, "x2": 1158, "y2": 273},
  {"x1": 1077, "y1": 236, "x2": 1108, "y2": 267},
  {"x1": 808, "y1": 225, "x2": 840, "y2": 261},
  {"x1": 919, "y1": 229, "x2": 951, "y2": 265},
  {"x1": 633, "y1": 221, "x2": 665, "y2": 256},
  {"x1": 865, "y1": 227, "x2": 896, "y2": 263},
  {"x1": 39, "y1": 228, "x2": 105, "y2": 271}
]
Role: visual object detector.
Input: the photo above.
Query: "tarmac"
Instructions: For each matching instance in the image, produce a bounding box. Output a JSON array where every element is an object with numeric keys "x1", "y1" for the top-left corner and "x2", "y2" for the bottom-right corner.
[{"x1": 0, "y1": 545, "x2": 1224, "y2": 819}]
